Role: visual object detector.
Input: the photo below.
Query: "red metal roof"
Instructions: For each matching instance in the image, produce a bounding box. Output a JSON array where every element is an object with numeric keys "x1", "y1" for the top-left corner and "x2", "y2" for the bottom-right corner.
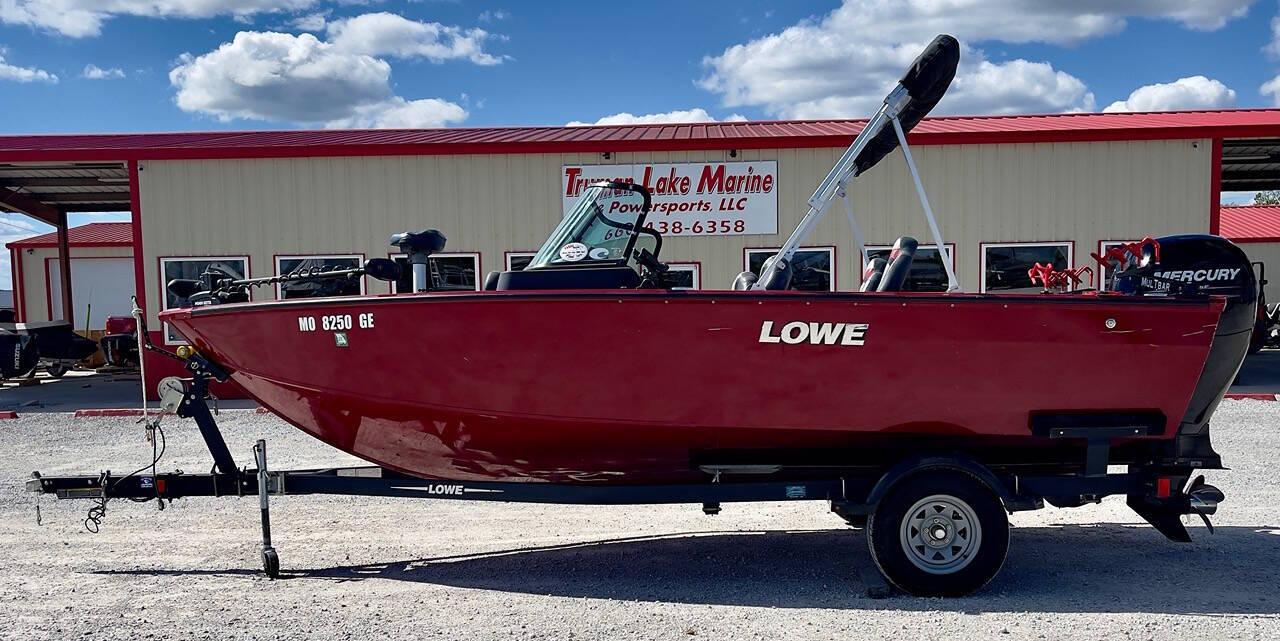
[
  {"x1": 1221, "y1": 206, "x2": 1280, "y2": 242},
  {"x1": 4, "y1": 221, "x2": 133, "y2": 249},
  {"x1": 0, "y1": 109, "x2": 1278, "y2": 163}
]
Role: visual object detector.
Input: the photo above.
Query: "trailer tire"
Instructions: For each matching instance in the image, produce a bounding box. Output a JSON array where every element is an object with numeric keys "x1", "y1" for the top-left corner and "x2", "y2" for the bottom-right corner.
[
  {"x1": 46, "y1": 363, "x2": 69, "y2": 378},
  {"x1": 866, "y1": 471, "x2": 1008, "y2": 597}
]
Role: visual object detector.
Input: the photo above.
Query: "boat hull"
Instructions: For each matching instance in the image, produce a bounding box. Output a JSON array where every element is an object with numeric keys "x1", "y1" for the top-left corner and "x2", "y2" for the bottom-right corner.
[{"x1": 160, "y1": 291, "x2": 1225, "y2": 483}]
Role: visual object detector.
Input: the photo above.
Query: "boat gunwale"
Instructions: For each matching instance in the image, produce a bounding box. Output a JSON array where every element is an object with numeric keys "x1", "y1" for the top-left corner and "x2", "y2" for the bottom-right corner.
[{"x1": 169, "y1": 289, "x2": 1228, "y2": 318}]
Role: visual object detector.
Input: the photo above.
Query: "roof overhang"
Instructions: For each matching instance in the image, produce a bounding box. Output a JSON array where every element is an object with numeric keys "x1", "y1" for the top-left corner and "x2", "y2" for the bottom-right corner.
[
  {"x1": 0, "y1": 162, "x2": 130, "y2": 224},
  {"x1": 1222, "y1": 138, "x2": 1280, "y2": 192}
]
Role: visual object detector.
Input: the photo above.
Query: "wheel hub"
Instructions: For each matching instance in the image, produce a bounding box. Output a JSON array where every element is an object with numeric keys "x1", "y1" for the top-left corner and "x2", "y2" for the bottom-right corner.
[{"x1": 899, "y1": 494, "x2": 982, "y2": 575}]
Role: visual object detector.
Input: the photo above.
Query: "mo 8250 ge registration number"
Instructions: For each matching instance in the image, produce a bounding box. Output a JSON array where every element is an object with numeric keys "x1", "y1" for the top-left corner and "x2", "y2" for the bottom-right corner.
[{"x1": 297, "y1": 313, "x2": 375, "y2": 332}]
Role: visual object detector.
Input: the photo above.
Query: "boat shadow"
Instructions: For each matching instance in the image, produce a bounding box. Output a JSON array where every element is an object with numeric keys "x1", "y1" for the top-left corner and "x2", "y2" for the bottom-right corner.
[{"x1": 96, "y1": 524, "x2": 1280, "y2": 613}]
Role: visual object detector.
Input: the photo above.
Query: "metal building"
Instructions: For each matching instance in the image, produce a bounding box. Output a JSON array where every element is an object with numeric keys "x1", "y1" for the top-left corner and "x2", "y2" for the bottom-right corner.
[
  {"x1": 1221, "y1": 205, "x2": 1280, "y2": 302},
  {"x1": 6, "y1": 222, "x2": 134, "y2": 329},
  {"x1": 2, "y1": 109, "x2": 1279, "y2": 387}
]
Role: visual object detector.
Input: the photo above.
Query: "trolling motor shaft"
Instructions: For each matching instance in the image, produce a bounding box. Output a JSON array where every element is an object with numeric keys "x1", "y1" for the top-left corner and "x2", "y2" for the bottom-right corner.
[{"x1": 389, "y1": 229, "x2": 447, "y2": 292}]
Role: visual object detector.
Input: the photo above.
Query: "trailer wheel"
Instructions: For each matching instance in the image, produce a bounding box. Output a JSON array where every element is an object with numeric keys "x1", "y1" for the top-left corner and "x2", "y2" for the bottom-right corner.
[
  {"x1": 866, "y1": 472, "x2": 1008, "y2": 597},
  {"x1": 261, "y1": 547, "x2": 280, "y2": 579},
  {"x1": 46, "y1": 363, "x2": 69, "y2": 378}
]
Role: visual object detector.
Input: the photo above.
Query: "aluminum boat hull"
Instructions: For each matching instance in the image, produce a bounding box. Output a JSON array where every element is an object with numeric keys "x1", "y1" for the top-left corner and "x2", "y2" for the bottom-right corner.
[{"x1": 158, "y1": 290, "x2": 1228, "y2": 484}]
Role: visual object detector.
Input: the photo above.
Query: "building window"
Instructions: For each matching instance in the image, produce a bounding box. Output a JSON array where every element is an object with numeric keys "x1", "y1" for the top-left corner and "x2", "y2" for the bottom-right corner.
[
  {"x1": 744, "y1": 247, "x2": 835, "y2": 292},
  {"x1": 665, "y1": 262, "x2": 701, "y2": 289},
  {"x1": 980, "y1": 242, "x2": 1072, "y2": 293},
  {"x1": 275, "y1": 254, "x2": 364, "y2": 299},
  {"x1": 1097, "y1": 240, "x2": 1136, "y2": 291},
  {"x1": 505, "y1": 252, "x2": 536, "y2": 271},
  {"x1": 862, "y1": 244, "x2": 955, "y2": 292},
  {"x1": 391, "y1": 252, "x2": 480, "y2": 293},
  {"x1": 160, "y1": 255, "x2": 248, "y2": 345}
]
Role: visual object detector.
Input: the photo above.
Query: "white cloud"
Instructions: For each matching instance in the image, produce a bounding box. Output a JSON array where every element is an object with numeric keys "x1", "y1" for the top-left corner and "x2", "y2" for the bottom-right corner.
[
  {"x1": 0, "y1": 0, "x2": 319, "y2": 38},
  {"x1": 699, "y1": 0, "x2": 1251, "y2": 118},
  {"x1": 567, "y1": 108, "x2": 740, "y2": 127},
  {"x1": 0, "y1": 52, "x2": 56, "y2": 83},
  {"x1": 1266, "y1": 16, "x2": 1280, "y2": 59},
  {"x1": 169, "y1": 29, "x2": 469, "y2": 128},
  {"x1": 1103, "y1": 76, "x2": 1236, "y2": 112},
  {"x1": 1263, "y1": 74, "x2": 1280, "y2": 106},
  {"x1": 326, "y1": 12, "x2": 504, "y2": 65},
  {"x1": 478, "y1": 10, "x2": 508, "y2": 22},
  {"x1": 81, "y1": 63, "x2": 124, "y2": 79},
  {"x1": 289, "y1": 10, "x2": 328, "y2": 31},
  {"x1": 325, "y1": 96, "x2": 467, "y2": 128}
]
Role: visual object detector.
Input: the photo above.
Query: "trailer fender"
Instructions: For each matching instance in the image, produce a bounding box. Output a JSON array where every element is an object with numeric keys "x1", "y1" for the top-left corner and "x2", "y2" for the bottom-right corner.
[{"x1": 859, "y1": 454, "x2": 1036, "y2": 513}]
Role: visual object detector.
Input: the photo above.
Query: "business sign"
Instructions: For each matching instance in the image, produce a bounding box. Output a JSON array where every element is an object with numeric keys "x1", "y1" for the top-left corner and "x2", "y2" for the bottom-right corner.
[{"x1": 562, "y1": 161, "x2": 778, "y2": 236}]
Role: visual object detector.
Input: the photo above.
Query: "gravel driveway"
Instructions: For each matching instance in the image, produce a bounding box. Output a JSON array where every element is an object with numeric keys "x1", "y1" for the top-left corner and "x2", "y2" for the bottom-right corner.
[{"x1": 1, "y1": 402, "x2": 1278, "y2": 640}]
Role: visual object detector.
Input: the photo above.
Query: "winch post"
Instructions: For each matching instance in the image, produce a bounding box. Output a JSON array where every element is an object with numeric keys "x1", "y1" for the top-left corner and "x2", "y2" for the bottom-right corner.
[
  {"x1": 178, "y1": 373, "x2": 236, "y2": 475},
  {"x1": 254, "y1": 440, "x2": 280, "y2": 579}
]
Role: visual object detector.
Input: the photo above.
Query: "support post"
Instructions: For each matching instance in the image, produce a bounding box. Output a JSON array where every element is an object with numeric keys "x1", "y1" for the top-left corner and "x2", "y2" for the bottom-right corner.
[
  {"x1": 839, "y1": 190, "x2": 868, "y2": 266},
  {"x1": 890, "y1": 115, "x2": 962, "y2": 293},
  {"x1": 56, "y1": 211, "x2": 73, "y2": 324},
  {"x1": 254, "y1": 440, "x2": 280, "y2": 579}
]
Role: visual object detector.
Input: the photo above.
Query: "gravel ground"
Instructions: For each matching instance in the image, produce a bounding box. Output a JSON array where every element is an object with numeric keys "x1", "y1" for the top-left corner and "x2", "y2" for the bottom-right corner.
[{"x1": 1, "y1": 403, "x2": 1278, "y2": 640}]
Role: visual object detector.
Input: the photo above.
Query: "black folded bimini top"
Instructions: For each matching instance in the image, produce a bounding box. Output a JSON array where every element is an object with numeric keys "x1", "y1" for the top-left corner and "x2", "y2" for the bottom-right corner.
[{"x1": 852, "y1": 34, "x2": 959, "y2": 176}]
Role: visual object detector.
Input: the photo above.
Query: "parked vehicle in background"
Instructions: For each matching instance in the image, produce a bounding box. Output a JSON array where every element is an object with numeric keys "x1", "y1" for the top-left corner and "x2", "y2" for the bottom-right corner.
[{"x1": 99, "y1": 315, "x2": 139, "y2": 367}]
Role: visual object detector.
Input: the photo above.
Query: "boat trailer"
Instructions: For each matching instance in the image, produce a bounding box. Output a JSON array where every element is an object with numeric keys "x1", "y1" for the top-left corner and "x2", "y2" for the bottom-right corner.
[{"x1": 26, "y1": 353, "x2": 1223, "y2": 590}]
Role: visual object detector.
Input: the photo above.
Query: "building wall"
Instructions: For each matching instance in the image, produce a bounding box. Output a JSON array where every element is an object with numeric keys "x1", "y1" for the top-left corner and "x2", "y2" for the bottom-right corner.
[
  {"x1": 1236, "y1": 241, "x2": 1280, "y2": 302},
  {"x1": 14, "y1": 244, "x2": 133, "y2": 324},
  {"x1": 136, "y1": 138, "x2": 1214, "y2": 325}
]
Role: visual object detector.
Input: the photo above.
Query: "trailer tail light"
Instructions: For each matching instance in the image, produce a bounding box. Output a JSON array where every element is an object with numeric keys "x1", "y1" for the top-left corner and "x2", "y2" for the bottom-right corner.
[
  {"x1": 157, "y1": 479, "x2": 166, "y2": 494},
  {"x1": 104, "y1": 315, "x2": 137, "y2": 335},
  {"x1": 1157, "y1": 477, "x2": 1171, "y2": 498}
]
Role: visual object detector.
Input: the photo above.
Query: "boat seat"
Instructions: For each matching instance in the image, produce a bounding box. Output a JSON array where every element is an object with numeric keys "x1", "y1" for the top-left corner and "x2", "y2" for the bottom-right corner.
[
  {"x1": 860, "y1": 257, "x2": 888, "y2": 291},
  {"x1": 876, "y1": 237, "x2": 918, "y2": 292},
  {"x1": 731, "y1": 271, "x2": 757, "y2": 290},
  {"x1": 756, "y1": 255, "x2": 793, "y2": 290}
]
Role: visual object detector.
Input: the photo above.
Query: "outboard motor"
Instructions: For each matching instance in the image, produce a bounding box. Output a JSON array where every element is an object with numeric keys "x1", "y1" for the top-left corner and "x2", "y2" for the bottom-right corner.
[
  {"x1": 0, "y1": 328, "x2": 38, "y2": 378},
  {"x1": 1114, "y1": 234, "x2": 1258, "y2": 467}
]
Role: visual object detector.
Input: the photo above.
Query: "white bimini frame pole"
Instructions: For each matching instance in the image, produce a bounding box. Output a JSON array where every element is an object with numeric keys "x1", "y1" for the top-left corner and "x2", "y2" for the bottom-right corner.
[{"x1": 753, "y1": 84, "x2": 962, "y2": 292}]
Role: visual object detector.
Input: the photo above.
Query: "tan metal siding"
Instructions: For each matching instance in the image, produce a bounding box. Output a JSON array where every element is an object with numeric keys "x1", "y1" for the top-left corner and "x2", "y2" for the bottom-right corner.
[
  {"x1": 1237, "y1": 242, "x2": 1280, "y2": 302},
  {"x1": 137, "y1": 138, "x2": 1212, "y2": 324},
  {"x1": 16, "y1": 245, "x2": 133, "y2": 322}
]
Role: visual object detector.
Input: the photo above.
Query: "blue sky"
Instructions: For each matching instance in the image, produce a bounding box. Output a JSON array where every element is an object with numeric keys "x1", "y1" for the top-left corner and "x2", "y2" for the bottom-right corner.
[{"x1": 1, "y1": 1, "x2": 1278, "y2": 287}]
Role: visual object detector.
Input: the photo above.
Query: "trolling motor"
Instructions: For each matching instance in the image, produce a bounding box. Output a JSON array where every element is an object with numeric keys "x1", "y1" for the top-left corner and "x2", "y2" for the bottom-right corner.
[
  {"x1": 389, "y1": 229, "x2": 447, "y2": 292},
  {"x1": 167, "y1": 258, "x2": 401, "y2": 304}
]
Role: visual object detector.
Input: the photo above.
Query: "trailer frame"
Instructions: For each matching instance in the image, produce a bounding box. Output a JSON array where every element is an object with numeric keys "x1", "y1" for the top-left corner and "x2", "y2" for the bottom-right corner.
[{"x1": 25, "y1": 351, "x2": 1225, "y2": 595}]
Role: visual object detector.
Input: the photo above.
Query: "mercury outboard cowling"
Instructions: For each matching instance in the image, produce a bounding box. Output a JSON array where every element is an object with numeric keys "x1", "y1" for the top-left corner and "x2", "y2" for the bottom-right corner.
[{"x1": 1115, "y1": 234, "x2": 1258, "y2": 467}]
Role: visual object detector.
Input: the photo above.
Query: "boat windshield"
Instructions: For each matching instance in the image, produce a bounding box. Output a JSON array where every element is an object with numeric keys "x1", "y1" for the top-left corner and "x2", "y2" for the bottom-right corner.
[{"x1": 527, "y1": 182, "x2": 656, "y2": 270}]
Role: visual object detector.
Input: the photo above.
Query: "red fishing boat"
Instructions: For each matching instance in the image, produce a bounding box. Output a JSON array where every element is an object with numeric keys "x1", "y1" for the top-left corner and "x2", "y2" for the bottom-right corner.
[{"x1": 33, "y1": 35, "x2": 1250, "y2": 596}]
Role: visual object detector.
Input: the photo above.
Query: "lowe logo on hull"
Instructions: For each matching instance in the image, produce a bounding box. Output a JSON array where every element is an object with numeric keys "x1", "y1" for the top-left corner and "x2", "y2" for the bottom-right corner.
[
  {"x1": 1153, "y1": 268, "x2": 1241, "y2": 283},
  {"x1": 422, "y1": 484, "x2": 464, "y2": 495},
  {"x1": 759, "y1": 320, "x2": 869, "y2": 346}
]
